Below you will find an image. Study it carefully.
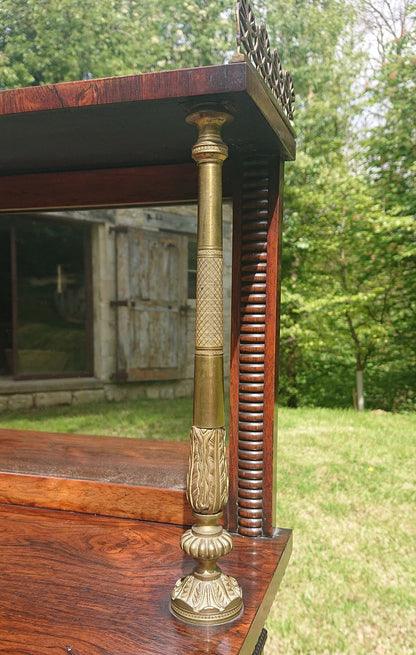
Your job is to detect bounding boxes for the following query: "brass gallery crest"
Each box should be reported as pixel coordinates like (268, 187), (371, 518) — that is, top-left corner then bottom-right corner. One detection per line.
(234, 0), (295, 121)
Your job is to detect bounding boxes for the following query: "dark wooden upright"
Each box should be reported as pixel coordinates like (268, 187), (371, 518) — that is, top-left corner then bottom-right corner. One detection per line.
(0, 61), (295, 653)
(229, 157), (285, 537)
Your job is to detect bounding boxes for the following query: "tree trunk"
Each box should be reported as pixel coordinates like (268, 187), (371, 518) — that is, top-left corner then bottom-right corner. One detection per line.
(287, 333), (298, 408)
(356, 369), (365, 411)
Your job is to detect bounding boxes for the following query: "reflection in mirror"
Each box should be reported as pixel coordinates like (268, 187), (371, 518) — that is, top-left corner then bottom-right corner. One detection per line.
(0, 204), (232, 429)
(15, 217), (90, 377)
(0, 220), (12, 377)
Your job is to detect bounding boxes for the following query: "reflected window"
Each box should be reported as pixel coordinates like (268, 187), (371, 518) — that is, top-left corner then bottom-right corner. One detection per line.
(1, 217), (92, 378)
(0, 221), (12, 375)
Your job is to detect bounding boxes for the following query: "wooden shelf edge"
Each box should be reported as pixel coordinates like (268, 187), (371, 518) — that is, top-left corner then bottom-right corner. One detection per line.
(240, 529), (293, 655)
(0, 428), (193, 523)
(0, 471), (193, 525)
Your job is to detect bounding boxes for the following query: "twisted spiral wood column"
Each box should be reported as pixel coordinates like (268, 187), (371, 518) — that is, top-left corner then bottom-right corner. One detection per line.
(238, 160), (269, 537)
(229, 157), (283, 537)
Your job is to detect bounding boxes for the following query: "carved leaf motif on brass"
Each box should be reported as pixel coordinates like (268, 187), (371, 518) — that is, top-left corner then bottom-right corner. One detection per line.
(187, 426), (229, 515)
(171, 573), (243, 614)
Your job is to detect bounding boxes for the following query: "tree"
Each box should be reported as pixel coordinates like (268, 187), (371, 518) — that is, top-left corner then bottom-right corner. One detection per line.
(358, 2), (416, 408)
(0, 0), (414, 409)
(295, 166), (415, 410)
(265, 0), (415, 410)
(363, 19), (416, 216)
(261, 0), (366, 407)
(0, 0), (135, 87)
(0, 0), (234, 89)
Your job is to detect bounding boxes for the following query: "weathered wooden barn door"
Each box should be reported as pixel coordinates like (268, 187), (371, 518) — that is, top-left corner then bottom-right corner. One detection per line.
(112, 226), (188, 381)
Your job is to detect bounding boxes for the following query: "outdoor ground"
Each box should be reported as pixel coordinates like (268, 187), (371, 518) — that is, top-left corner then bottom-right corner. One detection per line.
(0, 401), (414, 654)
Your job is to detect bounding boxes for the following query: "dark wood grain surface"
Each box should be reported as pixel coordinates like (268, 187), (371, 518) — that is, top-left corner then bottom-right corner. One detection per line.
(0, 162), (236, 213)
(229, 157), (284, 538)
(0, 503), (292, 654)
(0, 428), (193, 524)
(0, 63), (295, 179)
(0, 164), (198, 212)
(262, 159), (284, 536)
(0, 64), (248, 115)
(0, 428), (188, 486)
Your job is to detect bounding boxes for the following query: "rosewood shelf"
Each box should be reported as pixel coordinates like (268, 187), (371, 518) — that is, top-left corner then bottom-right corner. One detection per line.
(0, 428), (192, 525)
(0, 502), (292, 655)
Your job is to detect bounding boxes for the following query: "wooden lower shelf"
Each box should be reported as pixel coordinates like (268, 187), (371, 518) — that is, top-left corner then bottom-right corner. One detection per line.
(0, 503), (292, 655)
(0, 428), (292, 653)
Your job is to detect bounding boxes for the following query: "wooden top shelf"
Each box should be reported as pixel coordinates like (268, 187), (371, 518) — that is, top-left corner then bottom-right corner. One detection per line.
(0, 62), (295, 179)
(0, 502), (292, 655)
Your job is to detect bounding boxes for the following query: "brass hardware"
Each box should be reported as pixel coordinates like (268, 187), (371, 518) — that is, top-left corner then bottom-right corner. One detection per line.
(170, 107), (243, 625)
(110, 299), (135, 308)
(186, 427), (228, 515)
(232, 0), (295, 121)
(193, 355), (224, 428)
(109, 225), (128, 234)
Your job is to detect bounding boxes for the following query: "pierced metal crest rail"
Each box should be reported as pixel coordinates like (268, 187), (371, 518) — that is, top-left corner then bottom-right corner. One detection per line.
(233, 0), (295, 121)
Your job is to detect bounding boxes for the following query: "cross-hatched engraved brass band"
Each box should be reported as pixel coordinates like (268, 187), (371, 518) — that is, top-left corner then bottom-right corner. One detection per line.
(170, 106), (243, 625)
(195, 255), (223, 353)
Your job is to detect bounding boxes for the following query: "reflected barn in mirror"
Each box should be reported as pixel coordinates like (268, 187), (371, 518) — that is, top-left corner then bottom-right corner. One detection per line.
(0, 204), (232, 413)
(0, 201), (234, 528)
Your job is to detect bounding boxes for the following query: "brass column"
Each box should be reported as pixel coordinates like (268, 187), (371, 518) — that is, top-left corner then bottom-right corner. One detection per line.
(170, 107), (243, 625)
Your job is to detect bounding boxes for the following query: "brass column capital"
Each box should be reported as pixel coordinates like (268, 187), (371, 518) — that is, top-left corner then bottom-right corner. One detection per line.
(186, 107), (232, 165)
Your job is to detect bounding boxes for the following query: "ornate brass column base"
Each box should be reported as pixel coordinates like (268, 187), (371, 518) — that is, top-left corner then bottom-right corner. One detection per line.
(171, 515), (243, 624)
(170, 569), (243, 625)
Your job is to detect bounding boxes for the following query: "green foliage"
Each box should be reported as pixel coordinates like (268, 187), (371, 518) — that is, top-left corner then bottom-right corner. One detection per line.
(363, 25), (416, 215)
(0, 0), (414, 410)
(279, 159), (416, 410)
(0, 0), (132, 86)
(141, 0), (233, 70)
(0, 0), (233, 88)
(270, 0), (415, 410)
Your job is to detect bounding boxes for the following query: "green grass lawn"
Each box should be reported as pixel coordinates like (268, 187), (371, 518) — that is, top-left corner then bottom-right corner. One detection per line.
(0, 402), (414, 654)
(0, 397), (195, 440)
